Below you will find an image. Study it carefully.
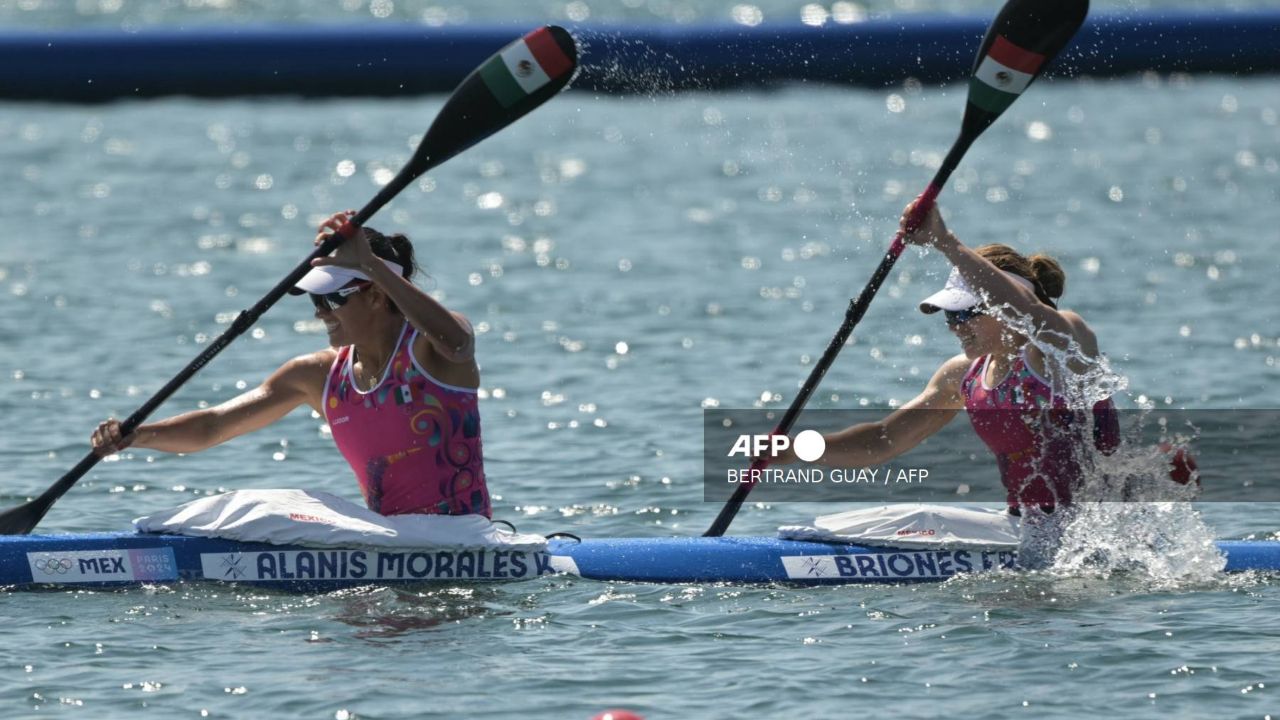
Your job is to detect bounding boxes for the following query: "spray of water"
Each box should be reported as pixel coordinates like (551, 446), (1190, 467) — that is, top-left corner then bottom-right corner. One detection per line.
(568, 31), (685, 98)
(972, 293), (1224, 585)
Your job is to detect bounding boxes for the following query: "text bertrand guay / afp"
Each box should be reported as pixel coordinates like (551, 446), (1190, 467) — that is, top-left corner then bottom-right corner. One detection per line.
(725, 467), (931, 484)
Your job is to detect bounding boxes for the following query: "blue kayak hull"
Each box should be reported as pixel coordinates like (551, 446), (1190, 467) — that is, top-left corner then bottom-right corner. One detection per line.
(1, 533), (1276, 590)
(553, 536), (1020, 584)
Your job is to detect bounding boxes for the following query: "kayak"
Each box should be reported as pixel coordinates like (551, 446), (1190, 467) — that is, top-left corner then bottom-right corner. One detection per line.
(5, 532), (1278, 590)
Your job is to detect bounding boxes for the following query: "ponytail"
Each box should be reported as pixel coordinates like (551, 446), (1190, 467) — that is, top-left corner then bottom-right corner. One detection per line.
(1029, 254), (1065, 308)
(363, 226), (420, 314)
(975, 243), (1065, 308)
(364, 227), (418, 281)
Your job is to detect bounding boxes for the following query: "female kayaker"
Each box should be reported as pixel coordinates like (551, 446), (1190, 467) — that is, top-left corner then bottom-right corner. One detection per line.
(783, 199), (1119, 562)
(90, 210), (491, 518)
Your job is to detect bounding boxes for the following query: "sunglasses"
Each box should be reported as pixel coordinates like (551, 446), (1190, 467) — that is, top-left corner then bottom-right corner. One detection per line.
(944, 307), (984, 326)
(310, 282), (369, 312)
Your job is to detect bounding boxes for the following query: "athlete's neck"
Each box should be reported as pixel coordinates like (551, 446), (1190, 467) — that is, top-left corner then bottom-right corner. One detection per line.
(351, 314), (405, 385)
(986, 343), (1027, 381)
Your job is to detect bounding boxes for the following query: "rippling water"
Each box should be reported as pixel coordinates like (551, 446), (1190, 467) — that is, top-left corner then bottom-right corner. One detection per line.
(3, 0), (1279, 28)
(2, 1), (1280, 717)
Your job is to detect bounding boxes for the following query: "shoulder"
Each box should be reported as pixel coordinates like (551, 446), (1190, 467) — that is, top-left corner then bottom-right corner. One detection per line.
(935, 353), (976, 383)
(1058, 309), (1101, 356)
(449, 310), (473, 331)
(409, 323), (481, 389)
(286, 348), (338, 371)
(919, 353), (974, 408)
(1059, 309), (1089, 331)
(409, 312), (475, 357)
(266, 350), (337, 390)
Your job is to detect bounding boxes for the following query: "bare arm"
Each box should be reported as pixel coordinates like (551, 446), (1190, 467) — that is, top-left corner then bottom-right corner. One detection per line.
(91, 352), (330, 456)
(314, 211), (475, 364)
(934, 236), (1076, 342)
(364, 259), (476, 365)
(904, 201), (1077, 349)
(813, 354), (970, 467)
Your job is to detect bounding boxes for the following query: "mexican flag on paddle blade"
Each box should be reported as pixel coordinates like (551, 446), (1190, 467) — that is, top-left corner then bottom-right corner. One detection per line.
(967, 35), (1048, 115)
(479, 27), (575, 109)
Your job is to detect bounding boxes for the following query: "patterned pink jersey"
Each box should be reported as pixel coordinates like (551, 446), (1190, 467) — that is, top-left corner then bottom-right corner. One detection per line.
(323, 322), (490, 517)
(962, 347), (1119, 508)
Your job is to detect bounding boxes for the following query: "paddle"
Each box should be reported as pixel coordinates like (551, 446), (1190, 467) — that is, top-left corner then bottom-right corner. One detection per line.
(0, 26), (579, 535)
(703, 0), (1089, 537)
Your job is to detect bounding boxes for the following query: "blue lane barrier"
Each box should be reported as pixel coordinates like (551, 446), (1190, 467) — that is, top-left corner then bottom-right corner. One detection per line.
(6, 11), (1278, 102)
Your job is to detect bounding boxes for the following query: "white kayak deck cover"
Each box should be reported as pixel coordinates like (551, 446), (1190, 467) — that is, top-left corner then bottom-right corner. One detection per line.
(778, 504), (1020, 550)
(134, 489), (546, 551)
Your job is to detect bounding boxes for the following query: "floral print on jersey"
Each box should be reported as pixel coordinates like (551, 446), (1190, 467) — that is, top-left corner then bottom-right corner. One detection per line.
(962, 348), (1117, 508)
(324, 322), (490, 517)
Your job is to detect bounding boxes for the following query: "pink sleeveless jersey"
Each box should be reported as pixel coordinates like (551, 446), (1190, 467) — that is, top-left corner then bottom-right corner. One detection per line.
(323, 322), (491, 517)
(962, 347), (1120, 508)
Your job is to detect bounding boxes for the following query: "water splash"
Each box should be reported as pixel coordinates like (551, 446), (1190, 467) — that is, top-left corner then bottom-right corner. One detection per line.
(1039, 503), (1223, 590)
(973, 294), (1223, 584)
(980, 298), (1127, 407)
(570, 31), (683, 98)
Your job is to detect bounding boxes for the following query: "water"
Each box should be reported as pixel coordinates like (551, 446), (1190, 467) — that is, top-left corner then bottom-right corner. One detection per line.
(3, 1), (1280, 717)
(3, 0), (1280, 28)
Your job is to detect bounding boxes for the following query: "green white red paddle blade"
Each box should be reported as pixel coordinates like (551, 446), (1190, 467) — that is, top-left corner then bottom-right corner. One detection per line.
(962, 0), (1089, 133)
(402, 26), (579, 186)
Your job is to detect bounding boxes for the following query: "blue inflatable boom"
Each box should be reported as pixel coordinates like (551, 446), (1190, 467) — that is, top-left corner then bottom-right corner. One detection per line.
(5, 11), (1278, 101)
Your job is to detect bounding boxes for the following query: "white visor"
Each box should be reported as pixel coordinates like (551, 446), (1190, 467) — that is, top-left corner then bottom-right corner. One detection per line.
(918, 267), (1036, 314)
(290, 258), (405, 295)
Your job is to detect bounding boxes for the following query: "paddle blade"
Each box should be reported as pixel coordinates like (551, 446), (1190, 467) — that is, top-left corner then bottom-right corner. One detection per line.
(403, 26), (578, 190)
(962, 0), (1088, 135)
(0, 500), (47, 535)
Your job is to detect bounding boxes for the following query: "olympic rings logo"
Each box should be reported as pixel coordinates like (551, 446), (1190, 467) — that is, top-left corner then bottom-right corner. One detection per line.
(33, 558), (74, 575)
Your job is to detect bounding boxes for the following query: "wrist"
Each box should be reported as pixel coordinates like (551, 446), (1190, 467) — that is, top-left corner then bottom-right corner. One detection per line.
(359, 256), (390, 278)
(131, 426), (153, 449)
(934, 231), (962, 253)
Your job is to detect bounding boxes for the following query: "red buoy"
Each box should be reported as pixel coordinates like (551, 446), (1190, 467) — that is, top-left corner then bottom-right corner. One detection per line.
(591, 711), (645, 720)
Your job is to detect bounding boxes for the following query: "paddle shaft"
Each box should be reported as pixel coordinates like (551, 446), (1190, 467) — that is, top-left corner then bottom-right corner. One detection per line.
(703, 135), (974, 537)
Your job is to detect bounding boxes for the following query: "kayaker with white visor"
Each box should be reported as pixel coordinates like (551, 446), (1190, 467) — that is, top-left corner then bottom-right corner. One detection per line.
(779, 199), (1121, 564)
(90, 210), (491, 518)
